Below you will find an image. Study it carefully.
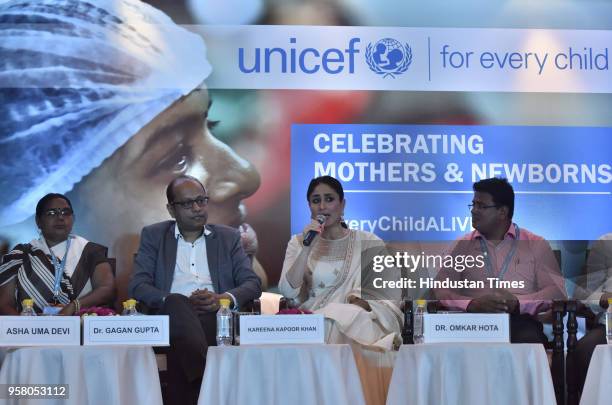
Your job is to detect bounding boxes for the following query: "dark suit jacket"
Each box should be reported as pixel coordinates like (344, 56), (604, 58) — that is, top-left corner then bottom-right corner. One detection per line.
(128, 220), (261, 309)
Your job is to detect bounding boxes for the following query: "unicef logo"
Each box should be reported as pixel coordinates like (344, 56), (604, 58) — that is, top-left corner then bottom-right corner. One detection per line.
(365, 38), (413, 78)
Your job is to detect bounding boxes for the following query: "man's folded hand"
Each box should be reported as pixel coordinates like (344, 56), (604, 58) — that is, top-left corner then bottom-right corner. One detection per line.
(467, 294), (510, 313)
(189, 289), (221, 314)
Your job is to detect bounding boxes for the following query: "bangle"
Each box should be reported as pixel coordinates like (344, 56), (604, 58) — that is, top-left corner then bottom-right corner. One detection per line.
(73, 299), (80, 314)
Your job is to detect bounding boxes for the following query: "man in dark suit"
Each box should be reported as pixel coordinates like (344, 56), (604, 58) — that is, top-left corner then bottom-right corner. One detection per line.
(129, 175), (261, 405)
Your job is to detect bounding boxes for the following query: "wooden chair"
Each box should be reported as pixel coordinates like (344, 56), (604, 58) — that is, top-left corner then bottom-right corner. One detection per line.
(550, 300), (567, 405)
(564, 300), (580, 405)
(564, 298), (604, 405)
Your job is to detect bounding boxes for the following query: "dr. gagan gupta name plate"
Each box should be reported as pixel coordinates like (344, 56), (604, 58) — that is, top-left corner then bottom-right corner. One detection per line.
(0, 316), (80, 346)
(423, 313), (510, 343)
(83, 315), (169, 346)
(240, 314), (324, 345)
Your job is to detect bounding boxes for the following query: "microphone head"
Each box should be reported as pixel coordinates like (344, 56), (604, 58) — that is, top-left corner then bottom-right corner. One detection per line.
(315, 214), (326, 224)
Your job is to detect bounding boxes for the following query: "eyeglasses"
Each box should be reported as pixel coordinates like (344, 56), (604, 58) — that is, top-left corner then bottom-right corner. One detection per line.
(468, 203), (498, 211)
(171, 197), (210, 209)
(44, 208), (74, 218)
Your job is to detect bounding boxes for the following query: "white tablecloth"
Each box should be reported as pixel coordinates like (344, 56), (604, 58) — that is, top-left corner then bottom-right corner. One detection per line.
(580, 344), (612, 405)
(199, 344), (366, 405)
(0, 346), (163, 405)
(386, 343), (556, 405)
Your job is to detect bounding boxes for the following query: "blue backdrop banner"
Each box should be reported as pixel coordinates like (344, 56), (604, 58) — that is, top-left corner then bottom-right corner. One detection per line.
(291, 124), (612, 241)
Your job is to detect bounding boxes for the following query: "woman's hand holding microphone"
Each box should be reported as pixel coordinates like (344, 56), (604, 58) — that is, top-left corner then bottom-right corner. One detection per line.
(302, 214), (326, 247)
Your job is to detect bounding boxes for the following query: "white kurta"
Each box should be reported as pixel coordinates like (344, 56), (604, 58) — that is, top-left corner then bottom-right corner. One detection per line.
(279, 229), (402, 350)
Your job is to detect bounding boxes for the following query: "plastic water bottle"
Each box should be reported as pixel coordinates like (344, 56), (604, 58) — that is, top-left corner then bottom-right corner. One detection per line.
(122, 299), (140, 316)
(216, 298), (233, 346)
(20, 299), (37, 316)
(414, 299), (426, 344)
(606, 298), (612, 344)
(121, 301), (128, 315)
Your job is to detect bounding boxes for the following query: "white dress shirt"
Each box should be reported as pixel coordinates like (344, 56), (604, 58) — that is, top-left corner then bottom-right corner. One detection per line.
(169, 225), (238, 307)
(170, 225), (214, 297)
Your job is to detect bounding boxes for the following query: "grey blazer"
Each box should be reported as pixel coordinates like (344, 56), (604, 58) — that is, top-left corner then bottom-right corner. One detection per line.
(128, 220), (261, 309)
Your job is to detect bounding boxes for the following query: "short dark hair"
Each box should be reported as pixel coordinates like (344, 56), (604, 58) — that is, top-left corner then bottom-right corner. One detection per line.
(473, 177), (514, 219)
(166, 175), (206, 203)
(306, 176), (344, 201)
(35, 193), (73, 219)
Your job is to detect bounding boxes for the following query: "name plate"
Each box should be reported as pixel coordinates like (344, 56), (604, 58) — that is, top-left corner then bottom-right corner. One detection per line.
(0, 316), (80, 346)
(83, 315), (169, 346)
(239, 314), (324, 345)
(423, 313), (510, 343)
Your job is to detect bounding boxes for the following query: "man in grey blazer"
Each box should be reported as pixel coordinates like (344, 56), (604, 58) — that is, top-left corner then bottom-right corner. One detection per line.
(129, 175), (261, 405)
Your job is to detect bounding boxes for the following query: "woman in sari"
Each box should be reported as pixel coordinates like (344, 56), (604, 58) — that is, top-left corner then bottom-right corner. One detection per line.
(279, 176), (402, 349)
(0, 194), (114, 315)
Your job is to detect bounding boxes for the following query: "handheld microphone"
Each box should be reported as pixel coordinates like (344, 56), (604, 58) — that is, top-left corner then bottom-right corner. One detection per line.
(303, 214), (326, 246)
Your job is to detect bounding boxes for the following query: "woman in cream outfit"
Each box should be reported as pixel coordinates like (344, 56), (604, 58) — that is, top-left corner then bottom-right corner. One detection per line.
(280, 175), (402, 405)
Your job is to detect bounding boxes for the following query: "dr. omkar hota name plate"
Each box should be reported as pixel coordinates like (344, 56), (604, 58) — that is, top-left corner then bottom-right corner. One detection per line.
(423, 313), (509, 343)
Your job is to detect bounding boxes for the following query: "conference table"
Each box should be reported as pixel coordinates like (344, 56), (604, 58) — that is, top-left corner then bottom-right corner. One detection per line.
(0, 346), (163, 405)
(386, 343), (556, 405)
(199, 344), (366, 405)
(580, 344), (612, 405)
